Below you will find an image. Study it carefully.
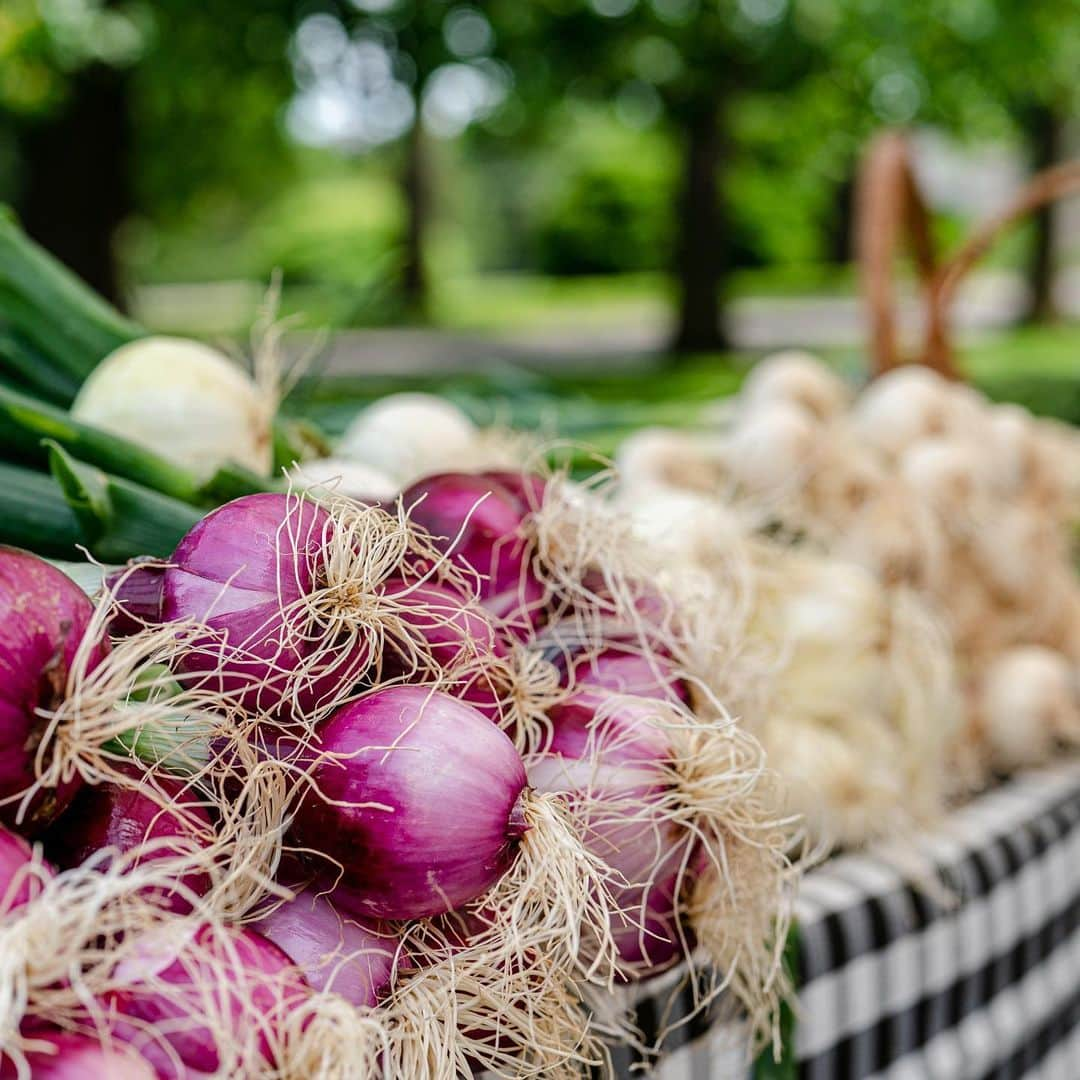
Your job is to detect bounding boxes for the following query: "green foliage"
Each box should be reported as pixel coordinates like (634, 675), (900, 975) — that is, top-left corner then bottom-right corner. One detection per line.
(0, 0), (146, 117)
(527, 109), (677, 274)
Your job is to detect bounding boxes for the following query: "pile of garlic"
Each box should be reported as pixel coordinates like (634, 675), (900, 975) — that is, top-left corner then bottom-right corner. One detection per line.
(616, 351), (1079, 839)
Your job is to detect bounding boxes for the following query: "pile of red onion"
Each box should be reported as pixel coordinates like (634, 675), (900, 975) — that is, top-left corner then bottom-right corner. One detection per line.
(0, 464), (796, 1075)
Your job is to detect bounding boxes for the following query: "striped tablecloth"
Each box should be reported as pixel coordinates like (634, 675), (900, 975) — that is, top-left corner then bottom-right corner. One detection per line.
(622, 759), (1080, 1079)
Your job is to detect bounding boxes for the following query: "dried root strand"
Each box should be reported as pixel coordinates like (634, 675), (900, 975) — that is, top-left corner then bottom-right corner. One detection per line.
(471, 789), (622, 991)
(380, 921), (607, 1079)
(672, 721), (805, 1057)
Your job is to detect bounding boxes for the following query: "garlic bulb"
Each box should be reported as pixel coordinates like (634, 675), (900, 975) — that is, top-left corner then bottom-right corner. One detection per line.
(72, 336), (273, 479)
(851, 365), (952, 458)
(740, 350), (851, 422)
(975, 646), (1078, 770)
(722, 400), (821, 498)
(614, 427), (726, 495)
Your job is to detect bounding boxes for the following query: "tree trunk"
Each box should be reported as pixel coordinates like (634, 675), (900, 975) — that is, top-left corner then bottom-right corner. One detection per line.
(402, 120), (429, 317)
(671, 103), (728, 354)
(1024, 104), (1062, 323)
(826, 171), (856, 264)
(19, 63), (131, 306)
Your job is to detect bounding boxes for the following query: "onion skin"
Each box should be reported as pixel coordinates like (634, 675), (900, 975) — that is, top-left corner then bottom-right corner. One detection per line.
(106, 924), (308, 1078)
(400, 473), (546, 635)
(162, 494), (369, 715)
(0, 1032), (156, 1080)
(253, 886), (401, 1007)
(291, 686), (530, 920)
(0, 821), (53, 914)
(569, 649), (688, 707)
(529, 691), (692, 976)
(44, 766), (212, 915)
(380, 578), (506, 675)
(380, 578), (512, 721)
(105, 559), (166, 636)
(0, 547), (107, 832)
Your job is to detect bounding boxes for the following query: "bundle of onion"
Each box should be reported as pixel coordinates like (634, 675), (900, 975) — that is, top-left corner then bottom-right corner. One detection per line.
(155, 491), (469, 721)
(525, 678), (799, 1052)
(286, 686), (617, 982)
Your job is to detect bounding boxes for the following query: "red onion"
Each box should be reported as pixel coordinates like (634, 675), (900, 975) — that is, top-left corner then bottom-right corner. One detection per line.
(569, 648), (688, 706)
(292, 686), (529, 920)
(0, 1031), (155, 1080)
(380, 577), (506, 676)
(253, 886), (402, 1008)
(105, 559), (166, 636)
(377, 578), (522, 725)
(44, 766), (213, 914)
(401, 473), (546, 637)
(528, 691), (696, 977)
(105, 923), (309, 1078)
(0, 547), (108, 832)
(161, 493), (372, 717)
(0, 821), (53, 914)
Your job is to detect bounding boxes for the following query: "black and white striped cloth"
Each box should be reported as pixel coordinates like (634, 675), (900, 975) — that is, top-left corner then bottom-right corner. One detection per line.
(617, 760), (1080, 1079)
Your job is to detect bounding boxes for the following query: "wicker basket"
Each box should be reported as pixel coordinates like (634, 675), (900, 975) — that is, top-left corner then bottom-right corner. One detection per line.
(855, 130), (1080, 379)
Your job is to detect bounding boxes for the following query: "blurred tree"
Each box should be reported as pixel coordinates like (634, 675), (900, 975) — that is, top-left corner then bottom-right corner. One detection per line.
(486, 0), (821, 352)
(0, 0), (147, 301)
(289, 2), (515, 316)
(0, 0), (301, 304)
(810, 0), (1080, 320)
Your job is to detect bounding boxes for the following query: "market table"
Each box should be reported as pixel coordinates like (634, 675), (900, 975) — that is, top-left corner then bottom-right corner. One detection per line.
(611, 760), (1080, 1079)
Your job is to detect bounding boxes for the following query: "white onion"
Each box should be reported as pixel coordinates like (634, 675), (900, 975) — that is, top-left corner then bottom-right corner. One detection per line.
(761, 715), (905, 849)
(337, 393), (477, 483)
(622, 487), (748, 565)
(740, 350), (851, 422)
(72, 336), (272, 478)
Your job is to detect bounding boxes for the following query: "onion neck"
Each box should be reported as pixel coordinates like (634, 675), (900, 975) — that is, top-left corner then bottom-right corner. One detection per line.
(506, 789), (532, 840)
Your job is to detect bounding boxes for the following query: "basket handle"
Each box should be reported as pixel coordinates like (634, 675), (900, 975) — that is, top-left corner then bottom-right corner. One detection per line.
(856, 130), (1080, 379)
(855, 131), (946, 377)
(922, 159), (1080, 372)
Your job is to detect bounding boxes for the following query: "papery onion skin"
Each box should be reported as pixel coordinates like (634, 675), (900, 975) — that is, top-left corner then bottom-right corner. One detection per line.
(569, 648), (688, 707)
(105, 559), (166, 636)
(291, 686), (530, 920)
(529, 691), (692, 976)
(44, 766), (212, 914)
(400, 473), (546, 635)
(254, 886), (402, 1008)
(380, 578), (506, 676)
(0, 821), (53, 914)
(380, 578), (513, 721)
(162, 494), (369, 716)
(0, 547), (108, 832)
(0, 1031), (156, 1080)
(105, 924), (309, 1078)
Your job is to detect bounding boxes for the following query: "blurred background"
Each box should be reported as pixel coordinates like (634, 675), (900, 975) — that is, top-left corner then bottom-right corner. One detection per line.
(1, 0), (1078, 436)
